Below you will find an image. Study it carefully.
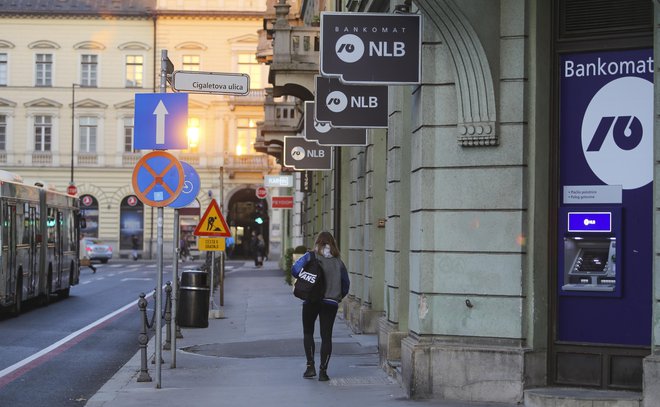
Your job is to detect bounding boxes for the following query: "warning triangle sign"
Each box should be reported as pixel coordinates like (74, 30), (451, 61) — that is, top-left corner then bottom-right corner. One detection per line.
(194, 199), (232, 237)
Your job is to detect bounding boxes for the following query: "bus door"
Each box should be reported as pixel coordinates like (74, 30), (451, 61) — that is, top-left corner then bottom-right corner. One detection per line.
(25, 205), (38, 297)
(46, 208), (62, 288)
(55, 210), (64, 289)
(1, 204), (17, 305)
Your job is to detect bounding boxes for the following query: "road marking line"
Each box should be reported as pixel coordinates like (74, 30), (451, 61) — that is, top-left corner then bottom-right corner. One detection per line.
(0, 292), (154, 384)
(121, 278), (153, 282)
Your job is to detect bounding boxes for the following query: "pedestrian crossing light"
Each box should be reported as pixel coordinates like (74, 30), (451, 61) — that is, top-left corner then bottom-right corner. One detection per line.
(254, 201), (266, 225)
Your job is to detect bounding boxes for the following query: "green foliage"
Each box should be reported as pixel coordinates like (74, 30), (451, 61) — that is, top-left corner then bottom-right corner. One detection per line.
(285, 246), (308, 286)
(284, 247), (294, 286)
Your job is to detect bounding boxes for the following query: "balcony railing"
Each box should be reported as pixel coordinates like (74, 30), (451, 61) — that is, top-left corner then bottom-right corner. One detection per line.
(272, 25), (320, 66)
(77, 152), (98, 165)
(179, 152), (200, 166)
(122, 152), (142, 166)
(32, 151), (52, 165)
(224, 154), (270, 176)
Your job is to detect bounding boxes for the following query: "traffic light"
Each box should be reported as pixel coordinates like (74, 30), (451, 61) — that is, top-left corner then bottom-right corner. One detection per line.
(254, 201), (266, 225)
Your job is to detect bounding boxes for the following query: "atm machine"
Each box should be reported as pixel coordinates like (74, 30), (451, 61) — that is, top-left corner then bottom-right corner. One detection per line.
(559, 207), (622, 297)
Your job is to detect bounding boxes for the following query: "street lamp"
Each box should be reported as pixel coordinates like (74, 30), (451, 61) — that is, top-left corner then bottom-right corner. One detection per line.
(70, 83), (80, 188)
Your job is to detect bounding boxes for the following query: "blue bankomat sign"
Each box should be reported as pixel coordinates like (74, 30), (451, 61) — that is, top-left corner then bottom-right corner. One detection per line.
(558, 49), (653, 346)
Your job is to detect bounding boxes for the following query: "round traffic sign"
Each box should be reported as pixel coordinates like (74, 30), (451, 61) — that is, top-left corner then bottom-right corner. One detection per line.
(169, 161), (201, 209)
(67, 184), (77, 195)
(131, 151), (185, 207)
(256, 186), (268, 199)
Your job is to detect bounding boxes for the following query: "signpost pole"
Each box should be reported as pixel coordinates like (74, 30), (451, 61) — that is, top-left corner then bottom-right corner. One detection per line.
(154, 49), (170, 389)
(171, 208), (179, 368)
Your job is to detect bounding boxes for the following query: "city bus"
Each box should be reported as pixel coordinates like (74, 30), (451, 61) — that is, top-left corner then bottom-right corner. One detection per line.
(0, 171), (80, 315)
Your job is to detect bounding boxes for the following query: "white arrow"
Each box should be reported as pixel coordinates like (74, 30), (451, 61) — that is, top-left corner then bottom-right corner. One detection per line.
(153, 100), (169, 145)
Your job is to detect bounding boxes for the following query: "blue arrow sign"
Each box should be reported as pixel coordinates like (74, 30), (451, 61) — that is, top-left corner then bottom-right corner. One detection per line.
(134, 93), (189, 150)
(169, 161), (201, 209)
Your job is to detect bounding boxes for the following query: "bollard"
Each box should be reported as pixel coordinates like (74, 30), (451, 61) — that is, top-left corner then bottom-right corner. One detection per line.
(137, 293), (152, 382)
(163, 282), (172, 351)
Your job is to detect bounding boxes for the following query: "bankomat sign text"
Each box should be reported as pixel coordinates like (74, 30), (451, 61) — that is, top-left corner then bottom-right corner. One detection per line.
(320, 12), (421, 84)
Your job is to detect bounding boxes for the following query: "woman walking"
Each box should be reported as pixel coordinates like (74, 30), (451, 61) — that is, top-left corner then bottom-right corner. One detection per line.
(291, 231), (350, 381)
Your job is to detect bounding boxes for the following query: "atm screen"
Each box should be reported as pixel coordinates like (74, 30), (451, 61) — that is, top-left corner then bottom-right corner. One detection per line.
(576, 248), (609, 273)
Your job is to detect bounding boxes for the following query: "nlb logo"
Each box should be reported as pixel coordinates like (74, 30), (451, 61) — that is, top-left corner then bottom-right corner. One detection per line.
(298, 271), (316, 284)
(583, 218), (596, 226)
(335, 34), (406, 64)
(326, 91), (348, 113)
(314, 120), (332, 134)
(291, 146), (306, 161)
(291, 146), (326, 161)
(326, 90), (379, 113)
(581, 76), (652, 190)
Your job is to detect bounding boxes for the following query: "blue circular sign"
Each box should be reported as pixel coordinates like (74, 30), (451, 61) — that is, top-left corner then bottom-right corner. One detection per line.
(169, 161), (201, 209)
(131, 151), (184, 207)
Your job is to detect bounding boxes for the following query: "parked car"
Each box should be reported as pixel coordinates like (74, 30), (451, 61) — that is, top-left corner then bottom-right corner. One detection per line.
(82, 238), (113, 263)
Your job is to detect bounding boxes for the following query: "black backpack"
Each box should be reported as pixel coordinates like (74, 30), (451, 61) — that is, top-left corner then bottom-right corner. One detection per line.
(293, 252), (325, 301)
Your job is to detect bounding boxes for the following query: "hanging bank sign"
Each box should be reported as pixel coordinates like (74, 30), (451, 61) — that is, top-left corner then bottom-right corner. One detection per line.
(320, 12), (422, 84)
(315, 76), (388, 128)
(304, 102), (367, 146)
(283, 136), (333, 171)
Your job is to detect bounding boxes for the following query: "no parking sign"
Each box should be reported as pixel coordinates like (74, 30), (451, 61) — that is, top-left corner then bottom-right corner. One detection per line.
(131, 151), (185, 207)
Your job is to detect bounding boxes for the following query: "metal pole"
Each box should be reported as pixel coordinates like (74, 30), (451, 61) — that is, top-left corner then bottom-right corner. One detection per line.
(171, 208), (179, 368)
(155, 206), (163, 388)
(154, 48), (168, 389)
(209, 251), (215, 311)
(219, 166), (225, 309)
(71, 84), (75, 184)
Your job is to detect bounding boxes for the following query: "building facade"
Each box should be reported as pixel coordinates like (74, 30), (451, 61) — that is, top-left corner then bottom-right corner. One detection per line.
(259, 0), (660, 405)
(0, 0), (281, 259)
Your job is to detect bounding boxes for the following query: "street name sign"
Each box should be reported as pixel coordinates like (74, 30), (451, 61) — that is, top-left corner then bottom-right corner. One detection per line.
(315, 76), (388, 128)
(320, 12), (422, 84)
(172, 71), (250, 95)
(304, 102), (367, 146)
(134, 93), (189, 150)
(284, 136), (333, 171)
(132, 151), (185, 207)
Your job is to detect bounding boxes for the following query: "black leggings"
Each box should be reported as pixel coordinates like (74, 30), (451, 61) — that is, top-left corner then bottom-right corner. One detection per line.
(302, 301), (338, 369)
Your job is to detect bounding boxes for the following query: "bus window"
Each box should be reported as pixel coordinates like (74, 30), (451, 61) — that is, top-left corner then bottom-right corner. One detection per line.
(17, 204), (27, 244)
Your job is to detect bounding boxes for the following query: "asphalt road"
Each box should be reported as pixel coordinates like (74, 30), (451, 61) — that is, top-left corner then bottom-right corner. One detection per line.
(0, 257), (216, 407)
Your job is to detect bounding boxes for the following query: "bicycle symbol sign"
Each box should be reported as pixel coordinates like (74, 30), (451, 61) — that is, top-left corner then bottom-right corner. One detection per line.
(131, 151), (185, 207)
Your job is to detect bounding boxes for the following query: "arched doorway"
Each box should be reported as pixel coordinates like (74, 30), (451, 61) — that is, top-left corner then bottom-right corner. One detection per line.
(227, 188), (268, 258)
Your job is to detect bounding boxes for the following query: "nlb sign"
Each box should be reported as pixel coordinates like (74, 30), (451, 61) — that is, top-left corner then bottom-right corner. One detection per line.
(315, 76), (388, 128)
(304, 102), (367, 146)
(320, 12), (421, 84)
(283, 136), (333, 171)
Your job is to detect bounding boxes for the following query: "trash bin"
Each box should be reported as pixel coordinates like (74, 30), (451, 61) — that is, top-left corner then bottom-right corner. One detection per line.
(177, 270), (210, 328)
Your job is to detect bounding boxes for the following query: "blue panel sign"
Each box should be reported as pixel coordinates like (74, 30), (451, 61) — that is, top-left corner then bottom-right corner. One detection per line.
(567, 212), (611, 233)
(134, 93), (189, 150)
(558, 48), (653, 346)
(169, 161), (201, 209)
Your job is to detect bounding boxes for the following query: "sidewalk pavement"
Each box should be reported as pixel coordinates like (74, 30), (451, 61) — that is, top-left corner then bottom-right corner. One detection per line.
(86, 259), (516, 407)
